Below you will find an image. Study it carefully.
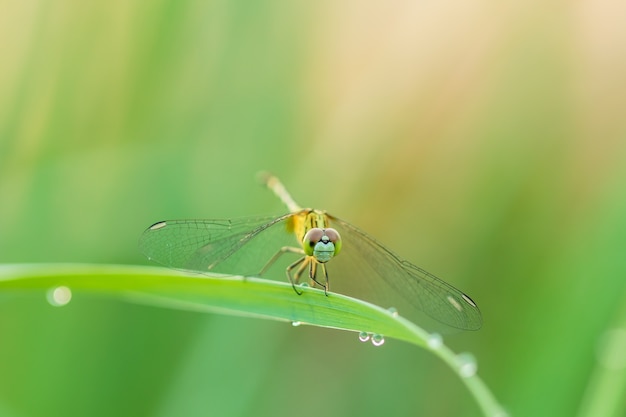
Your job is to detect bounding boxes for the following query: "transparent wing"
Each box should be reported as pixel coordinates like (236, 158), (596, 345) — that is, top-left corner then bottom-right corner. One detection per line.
(138, 214), (299, 276)
(327, 214), (482, 331)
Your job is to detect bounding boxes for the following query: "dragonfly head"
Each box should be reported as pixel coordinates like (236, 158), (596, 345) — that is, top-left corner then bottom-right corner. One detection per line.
(303, 228), (342, 263)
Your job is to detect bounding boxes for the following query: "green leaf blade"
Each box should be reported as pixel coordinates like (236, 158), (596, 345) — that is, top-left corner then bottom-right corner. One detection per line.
(0, 263), (504, 417)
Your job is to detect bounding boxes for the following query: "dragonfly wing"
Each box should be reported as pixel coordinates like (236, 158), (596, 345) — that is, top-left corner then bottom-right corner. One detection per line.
(139, 213), (299, 276)
(328, 215), (482, 331)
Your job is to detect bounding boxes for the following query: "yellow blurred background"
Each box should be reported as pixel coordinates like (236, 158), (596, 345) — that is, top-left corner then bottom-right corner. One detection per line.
(1, 1), (625, 416)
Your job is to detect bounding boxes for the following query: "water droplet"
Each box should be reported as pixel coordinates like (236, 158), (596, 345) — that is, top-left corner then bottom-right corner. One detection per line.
(291, 321), (302, 327)
(387, 307), (398, 317)
(427, 333), (443, 349)
(47, 286), (72, 307)
(456, 352), (477, 377)
(371, 334), (385, 347)
(358, 331), (370, 342)
(299, 282), (310, 288)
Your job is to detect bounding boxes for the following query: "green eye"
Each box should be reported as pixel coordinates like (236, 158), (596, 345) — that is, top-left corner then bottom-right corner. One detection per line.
(303, 228), (324, 256)
(302, 228), (342, 262)
(325, 228), (342, 255)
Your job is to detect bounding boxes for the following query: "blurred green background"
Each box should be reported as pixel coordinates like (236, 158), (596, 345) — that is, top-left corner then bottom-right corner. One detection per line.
(1, 1), (626, 416)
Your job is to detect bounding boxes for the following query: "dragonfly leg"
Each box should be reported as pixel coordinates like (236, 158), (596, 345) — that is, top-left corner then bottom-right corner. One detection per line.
(259, 246), (304, 276)
(287, 257), (307, 295)
(309, 262), (328, 295)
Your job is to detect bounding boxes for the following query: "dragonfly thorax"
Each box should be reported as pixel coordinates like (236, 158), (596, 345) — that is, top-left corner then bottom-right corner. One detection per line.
(303, 227), (342, 263)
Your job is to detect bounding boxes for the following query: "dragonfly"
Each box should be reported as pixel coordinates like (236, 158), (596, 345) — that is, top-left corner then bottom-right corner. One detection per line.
(139, 172), (482, 331)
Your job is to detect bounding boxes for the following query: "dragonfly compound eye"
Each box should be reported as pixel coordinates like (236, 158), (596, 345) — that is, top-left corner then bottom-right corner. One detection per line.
(303, 228), (324, 256)
(324, 228), (342, 256)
